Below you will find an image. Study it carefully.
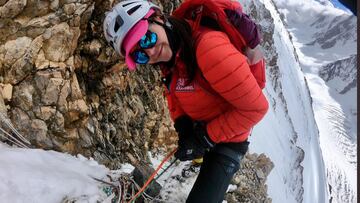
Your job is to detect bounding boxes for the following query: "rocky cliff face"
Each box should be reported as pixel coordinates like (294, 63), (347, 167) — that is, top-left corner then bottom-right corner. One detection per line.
(0, 0), (173, 168)
(0, 0), (274, 201)
(319, 54), (357, 94)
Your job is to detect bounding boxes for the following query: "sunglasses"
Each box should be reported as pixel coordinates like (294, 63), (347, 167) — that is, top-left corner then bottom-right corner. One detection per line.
(131, 30), (158, 64)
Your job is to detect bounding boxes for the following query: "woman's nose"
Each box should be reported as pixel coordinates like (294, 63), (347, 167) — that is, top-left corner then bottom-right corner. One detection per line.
(144, 46), (157, 58)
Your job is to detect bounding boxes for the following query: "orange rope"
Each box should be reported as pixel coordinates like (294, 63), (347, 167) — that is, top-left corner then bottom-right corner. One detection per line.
(127, 148), (177, 203)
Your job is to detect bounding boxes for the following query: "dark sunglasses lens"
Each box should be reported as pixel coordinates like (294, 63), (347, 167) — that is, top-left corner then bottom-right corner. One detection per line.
(139, 31), (157, 49)
(132, 50), (149, 64)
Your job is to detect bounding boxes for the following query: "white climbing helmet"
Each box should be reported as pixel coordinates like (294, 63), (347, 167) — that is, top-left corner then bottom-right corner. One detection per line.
(103, 0), (160, 57)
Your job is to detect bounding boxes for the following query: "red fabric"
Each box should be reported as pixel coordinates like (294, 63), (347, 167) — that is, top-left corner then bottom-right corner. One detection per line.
(250, 58), (266, 89)
(173, 0), (266, 89)
(164, 30), (268, 143)
(163, 69), (185, 121)
(172, 0), (255, 51)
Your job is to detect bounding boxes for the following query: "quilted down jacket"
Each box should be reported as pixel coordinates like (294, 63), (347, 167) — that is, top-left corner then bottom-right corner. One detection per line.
(164, 28), (269, 143)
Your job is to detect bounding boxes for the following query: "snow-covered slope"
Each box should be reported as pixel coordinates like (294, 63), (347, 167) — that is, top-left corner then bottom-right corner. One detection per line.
(270, 0), (357, 202)
(319, 54), (357, 140)
(0, 143), (110, 202)
(241, 1), (328, 202)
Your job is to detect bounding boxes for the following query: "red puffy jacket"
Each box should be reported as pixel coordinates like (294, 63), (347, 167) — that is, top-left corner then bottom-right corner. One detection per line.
(164, 28), (269, 143)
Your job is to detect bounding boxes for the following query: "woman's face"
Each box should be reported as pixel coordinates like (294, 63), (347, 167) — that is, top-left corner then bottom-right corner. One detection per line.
(132, 17), (173, 64)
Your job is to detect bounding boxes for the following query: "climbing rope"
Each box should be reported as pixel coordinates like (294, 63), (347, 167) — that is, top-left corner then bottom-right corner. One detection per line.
(93, 148), (178, 203)
(0, 112), (32, 148)
(127, 148), (177, 203)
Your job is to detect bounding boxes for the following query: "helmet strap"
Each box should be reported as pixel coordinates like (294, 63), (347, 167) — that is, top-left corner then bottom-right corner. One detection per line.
(146, 15), (173, 30)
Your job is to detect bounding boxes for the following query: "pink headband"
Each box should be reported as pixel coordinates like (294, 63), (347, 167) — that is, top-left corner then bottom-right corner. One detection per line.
(122, 9), (155, 70)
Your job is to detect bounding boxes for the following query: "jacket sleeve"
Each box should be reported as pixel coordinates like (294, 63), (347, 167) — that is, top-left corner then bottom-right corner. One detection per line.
(196, 31), (269, 143)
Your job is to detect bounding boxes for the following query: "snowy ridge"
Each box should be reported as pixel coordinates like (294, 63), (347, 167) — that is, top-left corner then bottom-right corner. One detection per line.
(271, 0), (357, 202)
(242, 0), (328, 202)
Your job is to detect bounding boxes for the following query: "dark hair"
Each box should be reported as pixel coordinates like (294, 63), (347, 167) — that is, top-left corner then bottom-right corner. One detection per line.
(166, 16), (198, 82)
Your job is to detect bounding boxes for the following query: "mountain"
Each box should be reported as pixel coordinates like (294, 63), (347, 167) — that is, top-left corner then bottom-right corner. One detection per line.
(256, 0), (357, 202)
(0, 0), (356, 202)
(241, 1), (327, 202)
(307, 15), (356, 49)
(319, 55), (357, 96)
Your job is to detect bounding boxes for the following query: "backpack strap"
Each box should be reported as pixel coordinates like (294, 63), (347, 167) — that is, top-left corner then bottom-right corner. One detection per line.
(191, 5), (204, 32)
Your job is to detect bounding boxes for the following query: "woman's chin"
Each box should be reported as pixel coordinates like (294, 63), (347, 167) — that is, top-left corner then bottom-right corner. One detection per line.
(162, 47), (173, 62)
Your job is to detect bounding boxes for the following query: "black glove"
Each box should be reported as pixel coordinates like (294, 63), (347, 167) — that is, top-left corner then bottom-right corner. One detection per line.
(174, 115), (193, 138)
(175, 134), (206, 161)
(174, 115), (199, 161)
(175, 120), (216, 161)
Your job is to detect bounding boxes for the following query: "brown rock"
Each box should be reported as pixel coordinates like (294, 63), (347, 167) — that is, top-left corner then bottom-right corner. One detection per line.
(54, 111), (65, 129)
(3, 36), (43, 84)
(63, 3), (76, 15)
(70, 73), (82, 99)
(34, 106), (56, 121)
(25, 18), (48, 38)
(65, 128), (79, 139)
(66, 99), (89, 122)
(79, 127), (93, 148)
(58, 140), (76, 152)
(0, 92), (6, 115)
(74, 3), (88, 16)
(7, 54), (33, 84)
(69, 15), (81, 27)
(0, 0), (27, 18)
(9, 108), (27, 135)
(42, 23), (80, 62)
(12, 82), (35, 111)
(65, 56), (74, 68)
(1, 83), (13, 102)
(57, 80), (71, 112)
(35, 50), (50, 70)
(29, 119), (53, 148)
(42, 78), (64, 105)
(0, 0), (6, 6)
(34, 71), (51, 92)
(50, 0), (59, 11)
(2, 37), (32, 67)
(70, 99), (88, 114)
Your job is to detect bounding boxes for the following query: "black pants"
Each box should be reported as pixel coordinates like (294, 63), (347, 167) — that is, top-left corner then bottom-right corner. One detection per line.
(186, 143), (247, 203)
